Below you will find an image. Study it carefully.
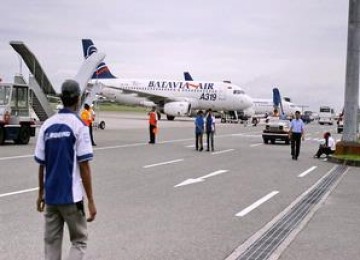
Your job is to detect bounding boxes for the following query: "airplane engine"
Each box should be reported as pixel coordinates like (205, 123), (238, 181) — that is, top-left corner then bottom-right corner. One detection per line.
(164, 102), (191, 118)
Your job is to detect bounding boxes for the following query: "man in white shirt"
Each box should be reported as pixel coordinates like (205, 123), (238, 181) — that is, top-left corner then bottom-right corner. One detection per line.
(35, 79), (97, 260)
(289, 111), (305, 160)
(314, 132), (336, 158)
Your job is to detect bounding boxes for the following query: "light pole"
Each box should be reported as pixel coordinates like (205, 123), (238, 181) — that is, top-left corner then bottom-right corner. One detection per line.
(343, 0), (360, 143)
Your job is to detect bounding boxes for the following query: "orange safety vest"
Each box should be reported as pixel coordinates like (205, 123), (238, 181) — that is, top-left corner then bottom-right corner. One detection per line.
(149, 111), (157, 126)
(81, 109), (92, 126)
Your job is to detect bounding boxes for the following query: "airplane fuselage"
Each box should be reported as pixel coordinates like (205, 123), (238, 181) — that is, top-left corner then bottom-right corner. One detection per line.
(90, 78), (253, 112)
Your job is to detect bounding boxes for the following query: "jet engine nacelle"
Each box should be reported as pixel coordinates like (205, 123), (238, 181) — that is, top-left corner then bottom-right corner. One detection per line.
(164, 102), (191, 117)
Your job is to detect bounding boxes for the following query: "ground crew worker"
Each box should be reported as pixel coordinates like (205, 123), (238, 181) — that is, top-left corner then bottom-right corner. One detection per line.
(34, 79), (97, 260)
(81, 103), (96, 146)
(195, 110), (204, 151)
(148, 107), (158, 144)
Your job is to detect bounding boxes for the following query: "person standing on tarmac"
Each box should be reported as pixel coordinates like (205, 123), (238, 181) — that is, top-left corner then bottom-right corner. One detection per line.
(34, 79), (97, 260)
(205, 109), (215, 151)
(148, 106), (158, 144)
(289, 110), (305, 160)
(81, 103), (96, 146)
(195, 110), (204, 151)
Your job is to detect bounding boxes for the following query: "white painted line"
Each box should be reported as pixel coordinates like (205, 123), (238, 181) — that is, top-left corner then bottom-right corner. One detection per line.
(232, 133), (262, 138)
(143, 158), (184, 169)
(0, 187), (38, 198)
(174, 170), (228, 187)
(0, 154), (33, 161)
(94, 142), (146, 151)
(236, 191), (279, 217)
(298, 166), (317, 178)
(211, 149), (235, 155)
(201, 170), (228, 179)
(250, 143), (262, 148)
(186, 145), (195, 148)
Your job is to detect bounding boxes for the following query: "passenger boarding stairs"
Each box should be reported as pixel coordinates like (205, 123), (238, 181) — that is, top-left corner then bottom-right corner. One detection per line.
(28, 76), (55, 122)
(10, 41), (57, 122)
(10, 41), (105, 122)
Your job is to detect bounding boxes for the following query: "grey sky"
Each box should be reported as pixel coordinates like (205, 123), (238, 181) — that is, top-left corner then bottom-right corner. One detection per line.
(0, 0), (351, 111)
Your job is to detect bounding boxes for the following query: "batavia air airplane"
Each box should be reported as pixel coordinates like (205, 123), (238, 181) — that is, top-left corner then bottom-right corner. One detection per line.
(82, 39), (253, 120)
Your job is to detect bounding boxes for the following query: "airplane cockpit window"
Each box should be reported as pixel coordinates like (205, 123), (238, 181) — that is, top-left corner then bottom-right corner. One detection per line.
(233, 90), (245, 95)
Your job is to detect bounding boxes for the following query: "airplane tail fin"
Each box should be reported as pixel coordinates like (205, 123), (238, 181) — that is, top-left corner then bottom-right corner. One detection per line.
(184, 71), (193, 81)
(82, 39), (116, 79)
(272, 88), (284, 116)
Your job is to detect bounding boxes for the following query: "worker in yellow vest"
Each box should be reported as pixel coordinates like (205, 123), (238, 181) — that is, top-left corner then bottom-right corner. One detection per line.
(148, 107), (158, 144)
(81, 103), (96, 146)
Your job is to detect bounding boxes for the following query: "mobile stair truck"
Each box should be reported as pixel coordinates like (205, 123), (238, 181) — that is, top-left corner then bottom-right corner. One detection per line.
(0, 75), (37, 144)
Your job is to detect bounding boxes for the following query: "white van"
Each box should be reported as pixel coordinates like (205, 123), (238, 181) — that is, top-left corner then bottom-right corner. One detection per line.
(319, 106), (335, 125)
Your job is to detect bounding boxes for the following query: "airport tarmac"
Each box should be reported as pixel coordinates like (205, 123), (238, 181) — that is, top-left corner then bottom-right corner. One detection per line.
(0, 112), (359, 260)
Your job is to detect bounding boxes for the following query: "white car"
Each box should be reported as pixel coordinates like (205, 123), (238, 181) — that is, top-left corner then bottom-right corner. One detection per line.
(262, 118), (291, 144)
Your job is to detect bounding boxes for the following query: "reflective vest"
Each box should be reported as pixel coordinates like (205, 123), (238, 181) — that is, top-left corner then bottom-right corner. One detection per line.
(81, 109), (92, 126)
(149, 111), (157, 126)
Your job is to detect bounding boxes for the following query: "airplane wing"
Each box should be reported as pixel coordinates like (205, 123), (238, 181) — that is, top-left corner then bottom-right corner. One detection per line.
(107, 86), (170, 104)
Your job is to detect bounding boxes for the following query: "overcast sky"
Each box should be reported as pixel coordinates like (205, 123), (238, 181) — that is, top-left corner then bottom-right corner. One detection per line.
(0, 0), (352, 112)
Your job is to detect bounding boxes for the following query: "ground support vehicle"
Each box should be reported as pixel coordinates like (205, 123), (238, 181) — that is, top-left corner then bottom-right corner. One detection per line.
(318, 106), (335, 125)
(262, 118), (291, 144)
(0, 75), (36, 144)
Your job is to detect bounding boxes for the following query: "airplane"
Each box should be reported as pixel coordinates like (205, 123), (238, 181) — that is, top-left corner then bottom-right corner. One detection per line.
(82, 39), (253, 120)
(183, 71), (301, 120)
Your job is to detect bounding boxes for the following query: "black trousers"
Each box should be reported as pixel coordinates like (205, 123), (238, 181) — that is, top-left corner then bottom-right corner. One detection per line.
(195, 133), (203, 150)
(291, 132), (302, 158)
(89, 125), (95, 145)
(316, 146), (334, 158)
(149, 125), (156, 143)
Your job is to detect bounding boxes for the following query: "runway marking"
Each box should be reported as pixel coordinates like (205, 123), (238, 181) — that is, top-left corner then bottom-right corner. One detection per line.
(250, 143), (262, 148)
(211, 149), (235, 155)
(0, 187), (38, 198)
(298, 166), (317, 178)
(231, 133), (262, 138)
(174, 170), (228, 187)
(186, 144), (195, 148)
(94, 142), (146, 150)
(0, 154), (33, 161)
(235, 191), (279, 217)
(143, 158), (184, 169)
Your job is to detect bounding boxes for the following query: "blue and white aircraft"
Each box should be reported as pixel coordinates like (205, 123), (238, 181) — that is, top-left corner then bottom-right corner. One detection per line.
(82, 39), (253, 120)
